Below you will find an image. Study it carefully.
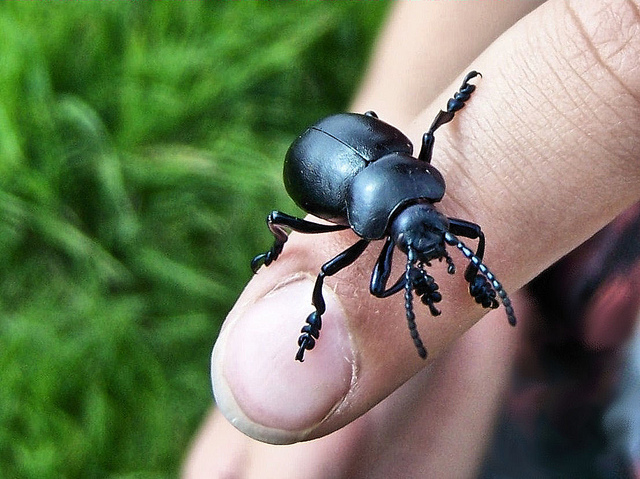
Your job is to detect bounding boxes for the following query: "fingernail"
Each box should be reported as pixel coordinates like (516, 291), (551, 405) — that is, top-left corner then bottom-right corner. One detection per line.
(211, 276), (354, 444)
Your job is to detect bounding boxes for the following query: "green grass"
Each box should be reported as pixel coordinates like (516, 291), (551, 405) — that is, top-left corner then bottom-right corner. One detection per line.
(0, 3), (388, 477)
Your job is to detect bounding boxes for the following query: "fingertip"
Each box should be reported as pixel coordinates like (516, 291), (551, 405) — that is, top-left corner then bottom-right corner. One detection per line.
(211, 275), (355, 444)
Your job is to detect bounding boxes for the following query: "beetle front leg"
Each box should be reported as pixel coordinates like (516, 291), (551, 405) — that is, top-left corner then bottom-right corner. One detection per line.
(296, 239), (369, 361)
(447, 218), (499, 310)
(251, 211), (349, 273)
(370, 237), (406, 298)
(370, 238), (443, 322)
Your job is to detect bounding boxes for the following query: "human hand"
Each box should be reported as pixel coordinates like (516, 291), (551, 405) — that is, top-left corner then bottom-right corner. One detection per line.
(185, 0), (640, 476)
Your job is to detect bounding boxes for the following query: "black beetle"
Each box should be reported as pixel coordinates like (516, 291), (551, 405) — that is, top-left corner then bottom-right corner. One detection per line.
(252, 71), (516, 361)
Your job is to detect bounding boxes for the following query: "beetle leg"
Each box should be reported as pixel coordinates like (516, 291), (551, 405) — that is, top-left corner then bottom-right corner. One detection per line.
(251, 211), (349, 273)
(373, 274), (407, 298)
(447, 70), (482, 113)
(370, 239), (445, 316)
(417, 71), (481, 163)
(371, 238), (438, 300)
(296, 239), (369, 361)
(446, 218), (500, 311)
(411, 266), (443, 317)
(370, 237), (405, 297)
(469, 274), (499, 310)
(444, 232), (516, 326)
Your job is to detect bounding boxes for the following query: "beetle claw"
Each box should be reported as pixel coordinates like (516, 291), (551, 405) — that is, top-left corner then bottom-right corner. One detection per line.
(469, 274), (499, 310)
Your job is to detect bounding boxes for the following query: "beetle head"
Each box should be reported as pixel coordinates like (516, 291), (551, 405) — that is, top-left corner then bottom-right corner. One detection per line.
(390, 203), (449, 263)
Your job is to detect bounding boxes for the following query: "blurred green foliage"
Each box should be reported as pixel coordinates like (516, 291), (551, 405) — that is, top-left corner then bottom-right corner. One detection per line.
(0, 2), (388, 477)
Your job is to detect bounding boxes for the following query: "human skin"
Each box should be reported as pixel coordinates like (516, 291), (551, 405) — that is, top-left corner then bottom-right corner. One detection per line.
(184, 1), (640, 477)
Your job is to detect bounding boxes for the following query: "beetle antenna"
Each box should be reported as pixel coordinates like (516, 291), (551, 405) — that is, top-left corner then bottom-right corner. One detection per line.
(444, 232), (516, 326)
(405, 248), (428, 359)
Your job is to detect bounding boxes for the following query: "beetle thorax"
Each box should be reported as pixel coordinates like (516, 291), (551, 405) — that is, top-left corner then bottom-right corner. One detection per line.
(390, 203), (449, 262)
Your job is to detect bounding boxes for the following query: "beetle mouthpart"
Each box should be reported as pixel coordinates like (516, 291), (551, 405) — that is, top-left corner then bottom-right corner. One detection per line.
(442, 251), (456, 274)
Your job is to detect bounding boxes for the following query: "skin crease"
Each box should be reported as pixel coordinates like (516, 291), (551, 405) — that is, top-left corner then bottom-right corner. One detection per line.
(184, 1), (640, 477)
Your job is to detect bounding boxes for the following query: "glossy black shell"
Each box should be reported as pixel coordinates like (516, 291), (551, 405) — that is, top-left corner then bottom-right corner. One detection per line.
(348, 154), (445, 239)
(284, 113), (412, 224)
(283, 113), (446, 240)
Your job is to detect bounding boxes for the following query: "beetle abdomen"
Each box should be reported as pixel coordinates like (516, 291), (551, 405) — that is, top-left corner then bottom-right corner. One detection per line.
(283, 114), (413, 224)
(284, 128), (365, 224)
(312, 113), (413, 162)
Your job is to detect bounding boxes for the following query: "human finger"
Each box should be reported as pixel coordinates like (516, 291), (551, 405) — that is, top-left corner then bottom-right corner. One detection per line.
(186, 294), (527, 478)
(352, 0), (545, 126)
(212, 0), (640, 445)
